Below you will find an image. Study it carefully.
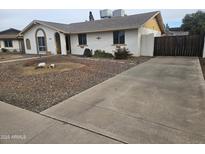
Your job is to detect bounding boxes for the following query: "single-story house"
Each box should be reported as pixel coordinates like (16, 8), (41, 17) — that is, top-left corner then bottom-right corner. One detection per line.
(20, 11), (165, 56)
(0, 28), (24, 52)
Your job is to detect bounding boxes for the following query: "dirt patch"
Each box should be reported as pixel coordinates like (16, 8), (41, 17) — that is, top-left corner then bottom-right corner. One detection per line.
(199, 58), (205, 80)
(0, 55), (151, 113)
(22, 62), (84, 75)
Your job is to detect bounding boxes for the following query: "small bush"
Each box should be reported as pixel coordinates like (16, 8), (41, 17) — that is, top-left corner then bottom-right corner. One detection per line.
(83, 48), (92, 57)
(13, 49), (18, 53)
(1, 48), (8, 53)
(94, 50), (113, 58)
(114, 47), (132, 59)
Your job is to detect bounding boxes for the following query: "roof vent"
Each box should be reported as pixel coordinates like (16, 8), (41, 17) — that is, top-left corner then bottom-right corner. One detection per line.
(89, 11), (95, 21)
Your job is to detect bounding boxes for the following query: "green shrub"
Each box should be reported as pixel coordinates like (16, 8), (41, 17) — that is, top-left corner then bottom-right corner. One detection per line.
(114, 47), (132, 59)
(83, 48), (92, 57)
(1, 48), (8, 53)
(94, 50), (113, 58)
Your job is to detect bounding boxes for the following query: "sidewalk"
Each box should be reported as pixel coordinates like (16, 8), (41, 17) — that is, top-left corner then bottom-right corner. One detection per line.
(0, 101), (120, 144)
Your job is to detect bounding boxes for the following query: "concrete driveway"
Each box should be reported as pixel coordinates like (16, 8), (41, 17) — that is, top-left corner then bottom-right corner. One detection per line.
(41, 57), (205, 143)
(1, 57), (205, 143)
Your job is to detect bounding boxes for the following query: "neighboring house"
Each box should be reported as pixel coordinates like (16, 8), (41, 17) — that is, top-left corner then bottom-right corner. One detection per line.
(20, 11), (165, 56)
(166, 27), (189, 36)
(0, 28), (24, 52)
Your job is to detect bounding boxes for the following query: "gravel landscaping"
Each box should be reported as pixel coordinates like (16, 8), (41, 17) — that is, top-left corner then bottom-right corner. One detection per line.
(199, 58), (205, 80)
(0, 55), (151, 113)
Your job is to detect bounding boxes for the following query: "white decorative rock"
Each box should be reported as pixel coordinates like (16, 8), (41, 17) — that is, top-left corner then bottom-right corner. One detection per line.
(50, 64), (55, 68)
(37, 62), (46, 68)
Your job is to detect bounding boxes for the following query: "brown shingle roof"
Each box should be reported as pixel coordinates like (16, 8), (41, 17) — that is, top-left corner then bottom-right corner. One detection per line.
(21, 11), (164, 34)
(0, 28), (21, 39)
(68, 11), (160, 33)
(34, 20), (70, 32)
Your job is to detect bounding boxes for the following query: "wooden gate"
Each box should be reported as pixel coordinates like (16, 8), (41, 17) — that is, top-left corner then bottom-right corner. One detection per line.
(154, 35), (204, 57)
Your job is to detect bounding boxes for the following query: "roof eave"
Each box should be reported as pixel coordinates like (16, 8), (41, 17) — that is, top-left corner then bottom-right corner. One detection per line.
(68, 27), (139, 35)
(20, 20), (67, 35)
(142, 11), (165, 34)
(0, 37), (21, 40)
(156, 12), (165, 34)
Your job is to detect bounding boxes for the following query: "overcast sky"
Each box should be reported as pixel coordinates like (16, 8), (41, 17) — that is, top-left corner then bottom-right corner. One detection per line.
(0, 9), (204, 31)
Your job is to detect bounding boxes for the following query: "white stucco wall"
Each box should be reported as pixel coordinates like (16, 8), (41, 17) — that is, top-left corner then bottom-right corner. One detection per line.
(140, 34), (155, 56)
(23, 24), (66, 55)
(60, 33), (67, 55)
(70, 29), (140, 56)
(0, 40), (21, 52)
(22, 23), (162, 56)
(70, 27), (162, 57)
(136, 27), (161, 57)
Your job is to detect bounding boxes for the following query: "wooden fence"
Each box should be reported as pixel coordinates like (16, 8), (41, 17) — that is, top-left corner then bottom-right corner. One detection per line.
(154, 35), (204, 57)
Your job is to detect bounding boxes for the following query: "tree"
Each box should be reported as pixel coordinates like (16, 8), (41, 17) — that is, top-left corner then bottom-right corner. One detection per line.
(181, 11), (205, 35)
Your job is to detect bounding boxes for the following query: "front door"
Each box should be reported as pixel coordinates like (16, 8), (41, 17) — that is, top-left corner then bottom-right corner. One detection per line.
(19, 40), (25, 53)
(65, 35), (71, 54)
(55, 32), (61, 54)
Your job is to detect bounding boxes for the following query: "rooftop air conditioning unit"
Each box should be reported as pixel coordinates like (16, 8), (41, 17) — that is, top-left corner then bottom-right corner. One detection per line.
(100, 9), (112, 19)
(113, 9), (125, 17)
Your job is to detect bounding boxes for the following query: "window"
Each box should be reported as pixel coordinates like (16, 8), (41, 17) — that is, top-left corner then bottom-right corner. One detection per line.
(36, 29), (47, 52)
(4, 40), (13, 47)
(78, 34), (87, 45)
(37, 36), (46, 51)
(26, 39), (31, 50)
(113, 31), (125, 44)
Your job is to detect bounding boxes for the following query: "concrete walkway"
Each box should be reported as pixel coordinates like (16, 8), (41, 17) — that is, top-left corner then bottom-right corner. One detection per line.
(1, 57), (205, 143)
(42, 57), (205, 143)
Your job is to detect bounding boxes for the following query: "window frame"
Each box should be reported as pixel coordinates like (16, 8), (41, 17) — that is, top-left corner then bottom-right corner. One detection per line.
(4, 40), (13, 47)
(78, 34), (87, 45)
(37, 36), (46, 51)
(35, 28), (47, 53)
(113, 31), (125, 45)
